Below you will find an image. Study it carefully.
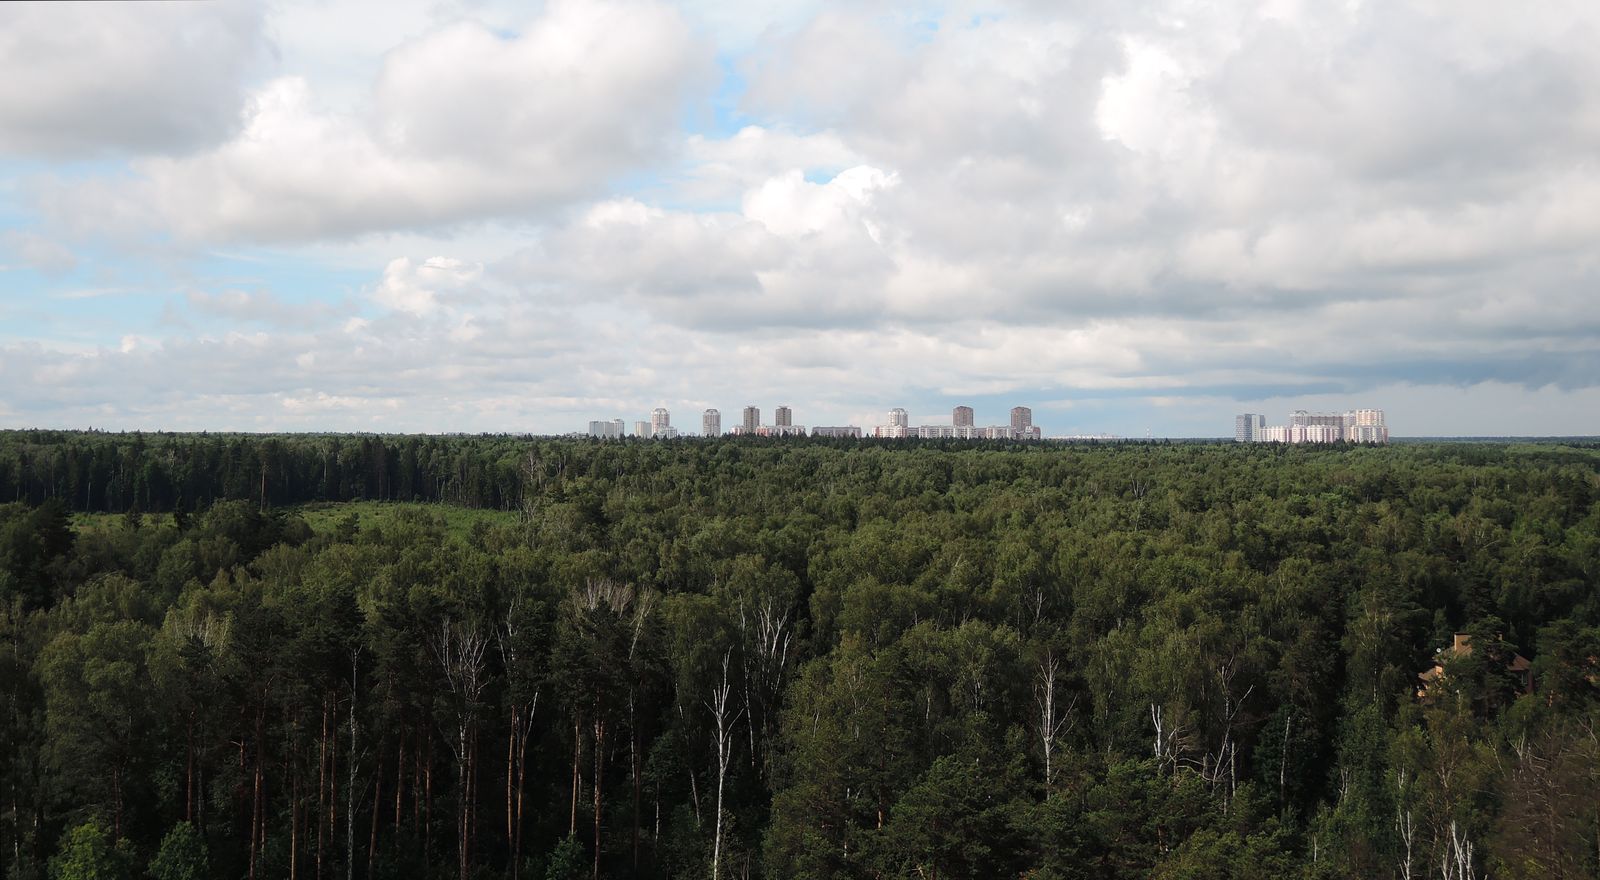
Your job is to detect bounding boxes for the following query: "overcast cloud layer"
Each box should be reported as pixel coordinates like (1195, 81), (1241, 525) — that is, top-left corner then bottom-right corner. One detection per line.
(1, 0), (1597, 437)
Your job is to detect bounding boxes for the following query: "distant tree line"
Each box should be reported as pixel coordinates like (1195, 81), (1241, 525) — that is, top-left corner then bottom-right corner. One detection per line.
(0, 431), (534, 513)
(0, 433), (1598, 879)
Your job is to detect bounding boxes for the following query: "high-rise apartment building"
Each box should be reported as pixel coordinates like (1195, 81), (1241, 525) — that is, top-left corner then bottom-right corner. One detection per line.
(633, 420), (651, 439)
(775, 405), (793, 427)
(1234, 414), (1265, 442)
(587, 419), (625, 439)
(1247, 408), (1388, 444)
(877, 408), (910, 439)
(1010, 406), (1033, 436)
(1289, 410), (1344, 428)
(742, 406), (760, 434)
(651, 408), (671, 436)
(703, 409), (721, 437)
(1347, 409), (1388, 443)
(1351, 409), (1384, 426)
(953, 405), (974, 427)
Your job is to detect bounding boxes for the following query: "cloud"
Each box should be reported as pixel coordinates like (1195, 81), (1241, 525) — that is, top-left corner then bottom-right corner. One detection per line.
(500, 164), (900, 330)
(677, 126), (862, 203)
(1, 231), (76, 275)
(39, 0), (712, 243)
(372, 256), (485, 316)
(4, 0), (1599, 436)
(0, 3), (266, 157)
(184, 288), (352, 328)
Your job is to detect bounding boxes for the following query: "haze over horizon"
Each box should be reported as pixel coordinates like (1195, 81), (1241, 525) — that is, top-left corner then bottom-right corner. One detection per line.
(2, 0), (1598, 438)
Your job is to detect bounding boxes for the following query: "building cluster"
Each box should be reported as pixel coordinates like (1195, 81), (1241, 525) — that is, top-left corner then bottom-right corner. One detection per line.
(1235, 409), (1389, 444)
(587, 403), (1045, 440)
(728, 405), (808, 437)
(873, 405), (1042, 440)
(590, 405), (803, 439)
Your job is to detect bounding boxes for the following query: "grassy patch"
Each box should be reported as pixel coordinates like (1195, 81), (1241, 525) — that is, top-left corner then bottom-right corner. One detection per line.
(73, 502), (521, 543)
(293, 501), (522, 541)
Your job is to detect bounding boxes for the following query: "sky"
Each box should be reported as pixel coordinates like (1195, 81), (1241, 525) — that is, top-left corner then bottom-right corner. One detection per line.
(1, 0), (1598, 438)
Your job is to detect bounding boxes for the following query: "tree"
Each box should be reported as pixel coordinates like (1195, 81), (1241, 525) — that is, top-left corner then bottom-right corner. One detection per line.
(878, 755), (1011, 880)
(38, 622), (155, 839)
(432, 617), (489, 880)
(1032, 644), (1074, 794)
(496, 576), (552, 880)
(147, 823), (208, 880)
(48, 822), (128, 880)
(709, 650), (741, 880)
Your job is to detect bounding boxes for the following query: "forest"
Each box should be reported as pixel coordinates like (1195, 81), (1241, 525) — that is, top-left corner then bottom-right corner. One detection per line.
(1, 429), (1598, 880)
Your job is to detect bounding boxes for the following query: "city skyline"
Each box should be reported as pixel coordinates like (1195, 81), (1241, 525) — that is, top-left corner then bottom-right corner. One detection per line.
(1, 2), (1597, 438)
(593, 401), (1049, 439)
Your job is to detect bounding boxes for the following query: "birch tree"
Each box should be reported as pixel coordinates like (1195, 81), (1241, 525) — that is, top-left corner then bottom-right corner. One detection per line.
(708, 650), (741, 880)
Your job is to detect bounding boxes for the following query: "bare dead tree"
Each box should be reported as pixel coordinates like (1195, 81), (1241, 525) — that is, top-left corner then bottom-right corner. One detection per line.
(1210, 657), (1253, 810)
(738, 589), (792, 781)
(1442, 819), (1477, 880)
(1394, 769), (1416, 880)
(496, 596), (539, 880)
(1150, 704), (1180, 774)
(1034, 649), (1075, 793)
(709, 650), (744, 880)
(432, 619), (489, 880)
(346, 645), (363, 880)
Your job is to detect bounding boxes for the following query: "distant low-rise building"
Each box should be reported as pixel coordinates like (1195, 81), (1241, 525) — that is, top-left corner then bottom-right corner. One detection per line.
(812, 426), (862, 438)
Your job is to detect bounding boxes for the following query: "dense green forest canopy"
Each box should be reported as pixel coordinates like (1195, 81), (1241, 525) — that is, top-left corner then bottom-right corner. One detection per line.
(1, 431), (1598, 879)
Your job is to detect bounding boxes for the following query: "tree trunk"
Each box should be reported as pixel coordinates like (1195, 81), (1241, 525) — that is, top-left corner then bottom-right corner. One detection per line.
(111, 767), (123, 840)
(318, 701), (328, 880)
(185, 714), (195, 823)
(368, 752), (381, 872)
(394, 729), (405, 834)
(593, 718), (606, 880)
(506, 700), (534, 880)
(347, 658), (358, 880)
(330, 710), (338, 880)
(570, 716), (581, 837)
(249, 702), (266, 880)
(515, 728), (529, 880)
(458, 719), (469, 880)
(291, 758), (300, 880)
(711, 651), (737, 880)
(506, 707), (517, 862)
(470, 734), (477, 867)
(424, 735), (433, 860)
(632, 719), (642, 873)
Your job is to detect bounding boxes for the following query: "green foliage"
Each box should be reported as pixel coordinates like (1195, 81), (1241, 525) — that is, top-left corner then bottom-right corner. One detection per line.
(146, 823), (207, 880)
(48, 822), (129, 880)
(0, 433), (1596, 880)
(539, 835), (585, 880)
